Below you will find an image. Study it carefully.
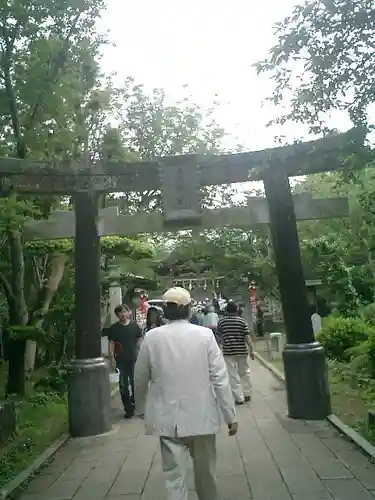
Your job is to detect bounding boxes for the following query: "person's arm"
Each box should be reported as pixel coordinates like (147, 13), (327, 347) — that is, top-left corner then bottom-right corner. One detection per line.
(106, 327), (116, 369)
(243, 322), (255, 359)
(249, 328), (257, 345)
(134, 339), (151, 415)
(207, 333), (237, 435)
(216, 319), (223, 345)
(135, 323), (143, 350)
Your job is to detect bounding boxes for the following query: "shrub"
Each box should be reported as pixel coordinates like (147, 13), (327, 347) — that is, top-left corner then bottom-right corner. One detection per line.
(34, 364), (68, 394)
(360, 302), (375, 327)
(348, 341), (374, 379)
(317, 316), (371, 361)
(367, 330), (375, 378)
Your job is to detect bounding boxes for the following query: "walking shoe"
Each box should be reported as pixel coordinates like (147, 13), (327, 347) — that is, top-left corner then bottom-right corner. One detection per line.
(244, 396), (251, 402)
(235, 400), (245, 405)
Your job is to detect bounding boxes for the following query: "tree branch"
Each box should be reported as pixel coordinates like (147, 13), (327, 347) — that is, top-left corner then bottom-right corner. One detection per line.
(31, 256), (43, 290)
(28, 252), (69, 325)
(0, 24), (24, 157)
(0, 269), (15, 306)
(7, 228), (28, 323)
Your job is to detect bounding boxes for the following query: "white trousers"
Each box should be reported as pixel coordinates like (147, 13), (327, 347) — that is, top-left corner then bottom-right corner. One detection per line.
(160, 434), (220, 500)
(225, 355), (252, 403)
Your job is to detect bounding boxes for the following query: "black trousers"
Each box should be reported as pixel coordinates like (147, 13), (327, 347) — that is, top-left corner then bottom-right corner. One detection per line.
(256, 321), (264, 337)
(117, 359), (135, 414)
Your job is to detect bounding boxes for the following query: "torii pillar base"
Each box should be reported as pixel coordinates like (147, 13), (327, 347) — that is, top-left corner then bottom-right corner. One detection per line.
(283, 342), (331, 420)
(68, 357), (111, 438)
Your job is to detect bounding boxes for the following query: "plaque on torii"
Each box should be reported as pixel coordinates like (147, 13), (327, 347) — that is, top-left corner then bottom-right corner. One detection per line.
(159, 161), (202, 227)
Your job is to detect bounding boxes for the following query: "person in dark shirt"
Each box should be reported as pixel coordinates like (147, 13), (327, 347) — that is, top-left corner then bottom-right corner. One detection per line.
(238, 302), (245, 317)
(107, 304), (143, 419)
(190, 311), (200, 325)
(256, 300), (264, 338)
(212, 292), (221, 315)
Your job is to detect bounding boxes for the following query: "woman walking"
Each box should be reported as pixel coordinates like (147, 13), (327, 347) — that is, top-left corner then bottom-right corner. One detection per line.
(144, 306), (164, 335)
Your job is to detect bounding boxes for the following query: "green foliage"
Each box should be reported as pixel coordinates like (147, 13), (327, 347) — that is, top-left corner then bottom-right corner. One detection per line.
(0, 0), (106, 158)
(25, 239), (74, 256)
(367, 332), (375, 376)
(0, 197), (40, 231)
(0, 390), (67, 488)
(296, 170), (375, 312)
(255, 0), (375, 130)
(271, 354), (375, 443)
(328, 360), (375, 444)
(101, 236), (154, 260)
(360, 302), (375, 327)
(25, 235), (153, 260)
(107, 77), (235, 213)
(34, 365), (68, 395)
(317, 316), (371, 361)
(0, 0), (108, 397)
(7, 325), (46, 342)
(118, 77), (226, 158)
(348, 339), (375, 379)
(162, 228), (277, 297)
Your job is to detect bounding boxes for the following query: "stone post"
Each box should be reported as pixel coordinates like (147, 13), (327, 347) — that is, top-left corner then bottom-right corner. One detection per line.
(263, 167), (331, 420)
(101, 264), (122, 357)
(108, 264), (123, 323)
(67, 192), (111, 438)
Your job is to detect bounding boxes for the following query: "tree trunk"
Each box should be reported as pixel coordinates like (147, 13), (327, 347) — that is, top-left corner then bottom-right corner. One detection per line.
(24, 340), (37, 379)
(6, 339), (26, 396)
(26, 252), (68, 375)
(58, 333), (68, 365)
(6, 229), (28, 397)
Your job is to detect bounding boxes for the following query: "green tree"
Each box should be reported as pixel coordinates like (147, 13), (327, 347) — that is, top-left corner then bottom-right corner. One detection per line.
(253, 1), (375, 311)
(26, 235), (154, 366)
(162, 228), (277, 297)
(254, 0), (375, 131)
(111, 78), (234, 213)
(294, 170), (375, 312)
(0, 0), (105, 395)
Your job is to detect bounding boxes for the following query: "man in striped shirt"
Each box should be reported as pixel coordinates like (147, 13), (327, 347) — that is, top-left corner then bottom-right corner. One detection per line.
(217, 301), (255, 405)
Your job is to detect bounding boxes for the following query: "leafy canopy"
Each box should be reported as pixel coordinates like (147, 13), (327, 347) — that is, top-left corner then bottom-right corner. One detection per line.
(255, 0), (375, 131)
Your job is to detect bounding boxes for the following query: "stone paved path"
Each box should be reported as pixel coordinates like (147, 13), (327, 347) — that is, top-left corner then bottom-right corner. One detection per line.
(19, 361), (375, 500)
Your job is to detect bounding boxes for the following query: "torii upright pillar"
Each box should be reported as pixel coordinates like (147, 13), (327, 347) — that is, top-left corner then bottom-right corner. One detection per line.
(263, 167), (331, 419)
(67, 192), (111, 437)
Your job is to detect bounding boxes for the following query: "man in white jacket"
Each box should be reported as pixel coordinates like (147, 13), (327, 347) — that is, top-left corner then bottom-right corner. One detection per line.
(135, 287), (237, 500)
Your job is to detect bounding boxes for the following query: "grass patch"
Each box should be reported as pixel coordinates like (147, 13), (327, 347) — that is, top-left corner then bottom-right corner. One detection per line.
(0, 362), (68, 488)
(329, 363), (375, 443)
(0, 360), (118, 488)
(0, 392), (68, 488)
(263, 354), (375, 445)
(269, 358), (284, 374)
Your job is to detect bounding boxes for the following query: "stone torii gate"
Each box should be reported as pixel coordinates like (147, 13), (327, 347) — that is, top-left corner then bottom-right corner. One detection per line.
(0, 128), (364, 437)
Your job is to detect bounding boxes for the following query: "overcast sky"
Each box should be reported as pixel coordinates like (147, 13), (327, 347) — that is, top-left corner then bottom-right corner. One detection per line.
(95, 0), (345, 199)
(97, 0), (353, 153)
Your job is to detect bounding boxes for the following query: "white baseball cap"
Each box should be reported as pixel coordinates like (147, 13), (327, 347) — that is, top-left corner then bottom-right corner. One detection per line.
(163, 287), (191, 306)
